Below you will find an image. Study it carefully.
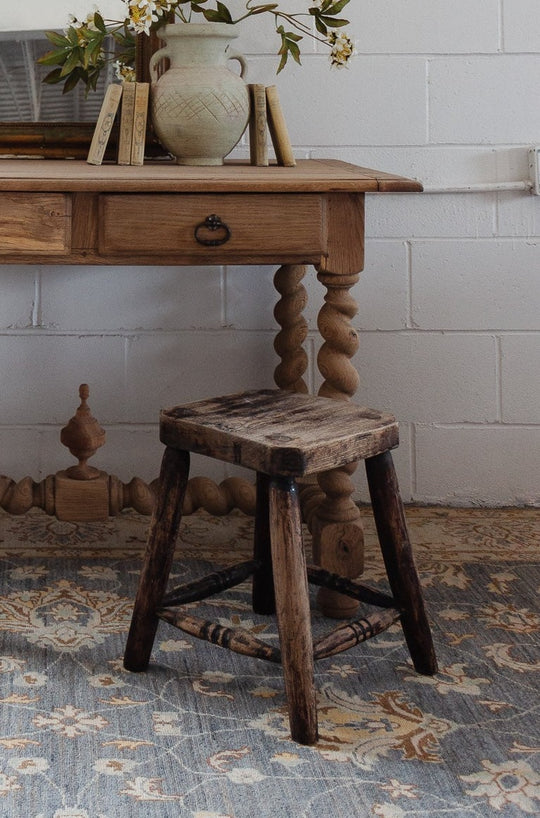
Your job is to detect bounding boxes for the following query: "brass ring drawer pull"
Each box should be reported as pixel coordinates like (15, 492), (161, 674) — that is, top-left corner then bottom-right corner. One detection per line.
(194, 214), (231, 246)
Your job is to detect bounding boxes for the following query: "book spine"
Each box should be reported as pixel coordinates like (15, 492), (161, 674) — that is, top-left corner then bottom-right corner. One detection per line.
(248, 84), (268, 167)
(265, 85), (296, 167)
(130, 82), (150, 166)
(87, 83), (123, 166)
(117, 81), (136, 165)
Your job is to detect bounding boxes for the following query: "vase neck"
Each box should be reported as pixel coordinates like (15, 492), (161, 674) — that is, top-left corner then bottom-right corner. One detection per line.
(159, 23), (238, 67)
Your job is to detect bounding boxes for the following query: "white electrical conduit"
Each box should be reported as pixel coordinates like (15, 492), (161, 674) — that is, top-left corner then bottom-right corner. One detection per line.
(422, 181), (533, 193)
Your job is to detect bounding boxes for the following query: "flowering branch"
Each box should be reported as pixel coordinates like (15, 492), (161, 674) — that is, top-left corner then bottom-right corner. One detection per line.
(39, 0), (354, 94)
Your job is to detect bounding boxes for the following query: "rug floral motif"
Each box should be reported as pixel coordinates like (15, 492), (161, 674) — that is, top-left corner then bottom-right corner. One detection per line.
(0, 506), (538, 817)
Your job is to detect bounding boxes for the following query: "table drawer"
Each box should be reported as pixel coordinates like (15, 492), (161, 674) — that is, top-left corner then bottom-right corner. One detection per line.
(98, 194), (323, 258)
(0, 193), (70, 254)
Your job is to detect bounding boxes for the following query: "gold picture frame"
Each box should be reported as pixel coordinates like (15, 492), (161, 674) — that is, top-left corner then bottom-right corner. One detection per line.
(0, 33), (161, 158)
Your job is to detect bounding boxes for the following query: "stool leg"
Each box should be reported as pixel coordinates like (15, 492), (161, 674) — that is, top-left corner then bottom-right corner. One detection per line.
(252, 472), (276, 615)
(365, 451), (438, 676)
(269, 476), (318, 745)
(124, 447), (190, 672)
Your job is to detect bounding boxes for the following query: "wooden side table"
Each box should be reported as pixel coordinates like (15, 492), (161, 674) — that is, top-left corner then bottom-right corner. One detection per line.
(0, 158), (422, 617)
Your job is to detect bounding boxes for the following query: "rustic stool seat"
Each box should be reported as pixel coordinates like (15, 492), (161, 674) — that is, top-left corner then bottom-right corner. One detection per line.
(124, 389), (437, 745)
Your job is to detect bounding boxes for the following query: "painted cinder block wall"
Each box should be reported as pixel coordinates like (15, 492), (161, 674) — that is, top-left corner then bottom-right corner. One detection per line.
(1, 0), (539, 506)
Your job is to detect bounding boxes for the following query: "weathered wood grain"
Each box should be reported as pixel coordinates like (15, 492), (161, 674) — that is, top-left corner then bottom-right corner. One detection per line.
(160, 389), (398, 477)
(161, 560), (258, 607)
(313, 607), (402, 660)
(123, 447), (190, 672)
(156, 610), (282, 663)
(365, 451), (438, 676)
(270, 476), (318, 744)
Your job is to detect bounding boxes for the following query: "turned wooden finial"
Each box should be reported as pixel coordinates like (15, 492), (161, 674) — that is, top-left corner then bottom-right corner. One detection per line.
(60, 384), (106, 480)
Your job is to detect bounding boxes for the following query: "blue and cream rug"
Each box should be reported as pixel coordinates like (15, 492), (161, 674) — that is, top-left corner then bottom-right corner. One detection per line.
(0, 506), (538, 817)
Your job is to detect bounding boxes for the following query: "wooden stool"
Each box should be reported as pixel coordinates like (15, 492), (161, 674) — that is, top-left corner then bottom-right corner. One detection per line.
(123, 389), (437, 745)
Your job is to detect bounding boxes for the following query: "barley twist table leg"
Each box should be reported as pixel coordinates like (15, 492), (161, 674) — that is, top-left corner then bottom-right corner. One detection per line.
(273, 264), (309, 393)
(313, 271), (364, 619)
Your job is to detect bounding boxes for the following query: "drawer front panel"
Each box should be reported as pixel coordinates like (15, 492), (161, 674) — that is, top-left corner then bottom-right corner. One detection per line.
(0, 193), (70, 254)
(99, 194), (323, 258)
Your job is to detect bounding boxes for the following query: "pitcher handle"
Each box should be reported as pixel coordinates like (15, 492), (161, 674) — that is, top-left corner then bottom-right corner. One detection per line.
(149, 46), (170, 84)
(227, 50), (248, 79)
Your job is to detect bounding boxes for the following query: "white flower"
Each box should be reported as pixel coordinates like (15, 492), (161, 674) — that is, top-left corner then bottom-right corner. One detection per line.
(328, 30), (355, 68)
(67, 7), (100, 32)
(128, 0), (161, 35)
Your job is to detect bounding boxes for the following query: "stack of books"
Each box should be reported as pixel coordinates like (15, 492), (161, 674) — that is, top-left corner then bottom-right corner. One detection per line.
(87, 82), (149, 166)
(248, 84), (296, 168)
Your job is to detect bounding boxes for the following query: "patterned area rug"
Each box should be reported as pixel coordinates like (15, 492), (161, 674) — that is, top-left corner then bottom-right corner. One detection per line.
(0, 506), (538, 818)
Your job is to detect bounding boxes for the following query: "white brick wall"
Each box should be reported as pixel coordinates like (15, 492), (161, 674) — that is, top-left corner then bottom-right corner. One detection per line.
(1, 1), (539, 506)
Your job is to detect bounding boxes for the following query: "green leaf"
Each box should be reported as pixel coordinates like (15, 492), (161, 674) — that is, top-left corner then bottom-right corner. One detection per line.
(37, 48), (72, 66)
(249, 4), (279, 13)
(42, 67), (64, 85)
(85, 37), (103, 64)
(319, 16), (349, 28)
(66, 27), (81, 47)
(43, 30), (71, 48)
(325, 0), (350, 15)
(93, 12), (107, 34)
(60, 49), (84, 77)
(62, 70), (84, 94)
(277, 49), (288, 73)
(288, 41), (301, 64)
(314, 18), (328, 36)
(201, 9), (225, 22)
(203, 2), (233, 23)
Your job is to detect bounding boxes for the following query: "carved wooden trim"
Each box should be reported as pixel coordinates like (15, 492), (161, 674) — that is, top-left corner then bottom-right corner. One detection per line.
(273, 264), (309, 393)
